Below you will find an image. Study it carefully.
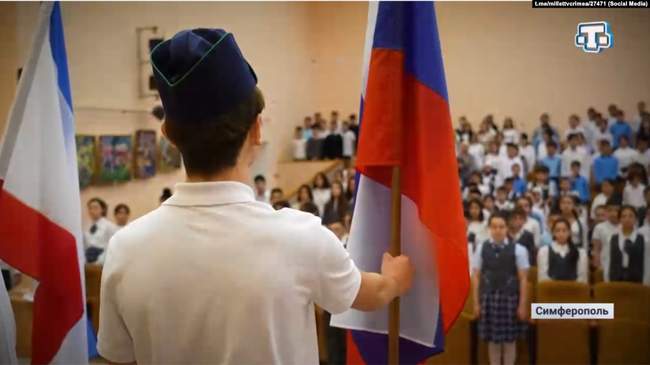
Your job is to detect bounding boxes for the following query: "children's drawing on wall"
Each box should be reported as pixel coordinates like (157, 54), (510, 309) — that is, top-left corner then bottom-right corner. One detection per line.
(135, 130), (157, 178)
(75, 135), (96, 188)
(99, 135), (132, 182)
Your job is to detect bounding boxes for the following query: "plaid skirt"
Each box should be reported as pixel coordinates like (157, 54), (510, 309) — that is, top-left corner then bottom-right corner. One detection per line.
(478, 290), (527, 343)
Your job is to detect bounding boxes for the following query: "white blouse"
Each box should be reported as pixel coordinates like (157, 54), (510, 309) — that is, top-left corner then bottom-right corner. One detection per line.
(312, 188), (331, 217)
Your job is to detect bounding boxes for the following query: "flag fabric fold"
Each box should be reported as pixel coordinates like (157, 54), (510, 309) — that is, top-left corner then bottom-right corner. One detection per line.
(331, 2), (469, 364)
(0, 2), (88, 364)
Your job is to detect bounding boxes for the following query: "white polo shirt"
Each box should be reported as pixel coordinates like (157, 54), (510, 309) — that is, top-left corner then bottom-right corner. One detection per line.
(98, 181), (361, 364)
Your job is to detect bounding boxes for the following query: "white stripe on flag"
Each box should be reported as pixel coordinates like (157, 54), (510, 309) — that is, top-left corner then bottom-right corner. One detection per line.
(360, 1), (378, 99)
(0, 282), (17, 365)
(331, 174), (440, 347)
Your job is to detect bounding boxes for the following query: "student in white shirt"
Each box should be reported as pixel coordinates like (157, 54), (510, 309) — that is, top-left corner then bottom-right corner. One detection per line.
(113, 204), (130, 230)
(561, 133), (590, 178)
(591, 116), (613, 152)
(468, 134), (486, 168)
(592, 202), (620, 268)
(292, 126), (307, 160)
(312, 172), (332, 216)
(591, 179), (615, 220)
(498, 144), (523, 185)
(254, 174), (270, 203)
(558, 195), (588, 249)
(623, 171), (646, 209)
(537, 218), (589, 283)
(519, 133), (536, 175)
(564, 115), (586, 143)
(635, 137), (650, 169)
(602, 206), (650, 285)
(99, 31), (414, 365)
(516, 197), (541, 247)
(341, 121), (356, 159)
(502, 117), (519, 145)
(632, 101), (646, 133)
(613, 135), (639, 176)
(84, 197), (118, 264)
(466, 199), (489, 250)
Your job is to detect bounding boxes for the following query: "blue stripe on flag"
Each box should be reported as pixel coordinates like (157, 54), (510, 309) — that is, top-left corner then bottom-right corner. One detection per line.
(49, 2), (73, 110)
(371, 2), (448, 101)
(350, 309), (445, 365)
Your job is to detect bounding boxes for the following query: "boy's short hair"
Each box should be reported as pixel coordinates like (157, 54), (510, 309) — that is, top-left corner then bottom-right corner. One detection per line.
(254, 174), (266, 183)
(546, 141), (558, 149)
(570, 160), (581, 168)
(507, 143), (519, 150)
(496, 186), (507, 193)
(164, 87), (265, 176)
(510, 208), (527, 220)
(271, 187), (283, 195)
(606, 194), (623, 207)
(114, 203), (130, 215)
(488, 212), (508, 226)
(535, 165), (550, 174)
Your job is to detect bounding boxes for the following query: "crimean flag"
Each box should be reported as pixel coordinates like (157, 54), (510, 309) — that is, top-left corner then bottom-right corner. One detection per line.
(0, 2), (88, 364)
(331, 2), (469, 364)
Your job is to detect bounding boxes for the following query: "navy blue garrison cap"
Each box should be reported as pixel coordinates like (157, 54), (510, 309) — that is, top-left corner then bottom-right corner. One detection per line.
(151, 28), (257, 124)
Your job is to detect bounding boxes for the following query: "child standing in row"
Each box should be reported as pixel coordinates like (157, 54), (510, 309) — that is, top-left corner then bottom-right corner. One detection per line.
(472, 213), (529, 365)
(537, 218), (589, 283)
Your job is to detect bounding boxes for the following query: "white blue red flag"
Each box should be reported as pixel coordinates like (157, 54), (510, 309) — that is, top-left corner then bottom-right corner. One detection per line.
(331, 2), (469, 364)
(0, 2), (88, 364)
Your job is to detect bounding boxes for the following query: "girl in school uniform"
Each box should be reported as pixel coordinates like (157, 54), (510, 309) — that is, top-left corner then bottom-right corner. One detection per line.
(84, 197), (118, 264)
(603, 205), (650, 285)
(312, 172), (332, 216)
(558, 195), (588, 249)
(472, 213), (529, 365)
(537, 218), (589, 283)
(466, 198), (488, 254)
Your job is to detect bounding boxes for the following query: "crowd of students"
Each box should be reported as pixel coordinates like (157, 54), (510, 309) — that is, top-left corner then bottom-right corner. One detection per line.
(253, 168), (356, 244)
(292, 110), (359, 161)
(461, 101), (650, 365)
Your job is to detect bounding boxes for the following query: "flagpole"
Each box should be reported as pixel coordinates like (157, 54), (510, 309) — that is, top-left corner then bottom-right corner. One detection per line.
(388, 165), (401, 365)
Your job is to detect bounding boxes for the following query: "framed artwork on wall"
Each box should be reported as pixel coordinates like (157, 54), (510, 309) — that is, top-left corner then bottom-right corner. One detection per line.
(98, 135), (133, 182)
(135, 129), (157, 178)
(75, 135), (96, 189)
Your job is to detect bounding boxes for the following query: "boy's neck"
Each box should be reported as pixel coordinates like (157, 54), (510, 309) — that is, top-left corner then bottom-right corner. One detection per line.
(186, 164), (251, 185)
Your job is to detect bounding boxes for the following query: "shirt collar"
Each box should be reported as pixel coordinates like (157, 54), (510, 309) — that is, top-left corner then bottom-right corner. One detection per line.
(163, 181), (256, 207)
(551, 241), (570, 256)
(619, 228), (637, 242)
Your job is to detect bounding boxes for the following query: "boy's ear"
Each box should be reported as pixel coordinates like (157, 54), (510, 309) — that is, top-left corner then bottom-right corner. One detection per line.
(250, 115), (263, 146)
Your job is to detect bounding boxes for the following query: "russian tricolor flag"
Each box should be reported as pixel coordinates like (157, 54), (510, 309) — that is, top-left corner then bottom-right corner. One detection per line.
(0, 3), (88, 364)
(331, 2), (469, 364)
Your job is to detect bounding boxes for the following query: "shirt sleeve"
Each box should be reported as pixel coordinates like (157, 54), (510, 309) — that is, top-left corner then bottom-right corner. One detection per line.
(97, 237), (136, 363)
(537, 246), (550, 282)
(578, 249), (589, 284)
(515, 244), (530, 270)
(313, 226), (362, 314)
(471, 243), (483, 271)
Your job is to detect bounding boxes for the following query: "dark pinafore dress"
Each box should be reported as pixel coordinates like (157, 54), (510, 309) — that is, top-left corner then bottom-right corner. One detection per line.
(478, 240), (527, 343)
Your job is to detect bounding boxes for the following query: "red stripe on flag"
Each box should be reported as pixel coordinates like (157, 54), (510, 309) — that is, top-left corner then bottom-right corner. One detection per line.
(0, 188), (83, 365)
(346, 331), (365, 364)
(357, 49), (469, 332)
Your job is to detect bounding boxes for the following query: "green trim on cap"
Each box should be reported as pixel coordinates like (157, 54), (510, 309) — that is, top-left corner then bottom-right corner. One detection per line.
(150, 31), (230, 88)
